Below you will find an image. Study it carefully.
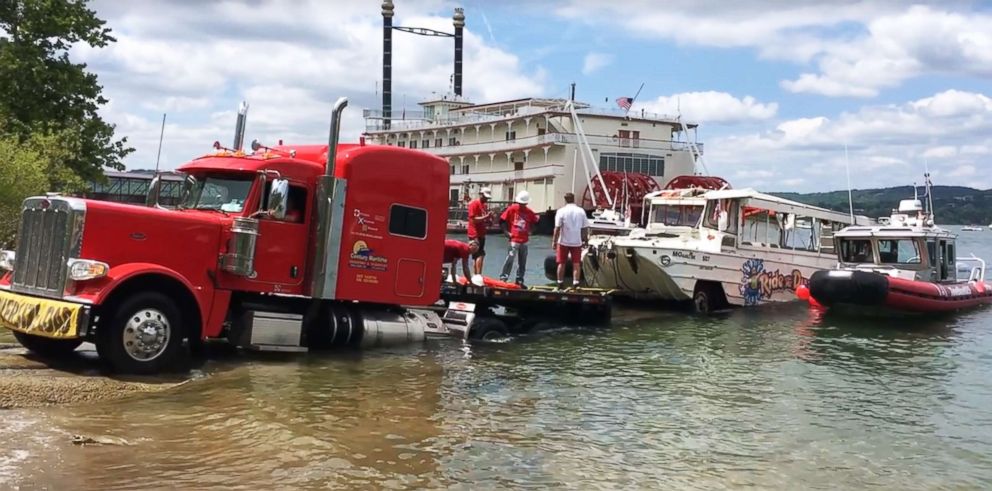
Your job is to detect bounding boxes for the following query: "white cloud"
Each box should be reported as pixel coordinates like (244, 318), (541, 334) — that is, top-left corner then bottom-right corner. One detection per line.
(702, 89), (992, 191)
(922, 146), (957, 159)
(81, 0), (547, 171)
(781, 6), (992, 97)
(556, 2), (992, 98)
(948, 165), (977, 178)
(638, 91), (778, 124)
(581, 52), (613, 75)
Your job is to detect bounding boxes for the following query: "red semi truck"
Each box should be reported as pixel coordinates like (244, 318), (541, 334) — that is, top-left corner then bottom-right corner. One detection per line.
(0, 98), (452, 373)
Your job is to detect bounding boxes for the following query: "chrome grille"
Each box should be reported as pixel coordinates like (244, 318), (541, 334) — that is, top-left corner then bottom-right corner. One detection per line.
(11, 197), (86, 298)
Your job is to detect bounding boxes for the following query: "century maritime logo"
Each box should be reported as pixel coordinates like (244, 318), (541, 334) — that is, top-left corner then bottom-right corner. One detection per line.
(348, 240), (387, 271)
(352, 240), (374, 257)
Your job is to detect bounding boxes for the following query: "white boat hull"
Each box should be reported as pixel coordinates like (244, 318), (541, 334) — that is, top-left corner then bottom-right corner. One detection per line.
(584, 240), (837, 306)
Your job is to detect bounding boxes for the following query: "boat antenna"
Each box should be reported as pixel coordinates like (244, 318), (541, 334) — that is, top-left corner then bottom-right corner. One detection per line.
(924, 159), (935, 223)
(844, 142), (855, 223)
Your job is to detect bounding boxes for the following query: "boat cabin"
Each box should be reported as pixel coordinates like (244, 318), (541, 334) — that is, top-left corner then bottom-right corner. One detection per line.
(831, 199), (960, 282)
(639, 188), (867, 254)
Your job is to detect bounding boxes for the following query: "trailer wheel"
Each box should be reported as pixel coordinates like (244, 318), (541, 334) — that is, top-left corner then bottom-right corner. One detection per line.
(97, 291), (186, 374)
(470, 318), (510, 342)
(12, 332), (83, 358)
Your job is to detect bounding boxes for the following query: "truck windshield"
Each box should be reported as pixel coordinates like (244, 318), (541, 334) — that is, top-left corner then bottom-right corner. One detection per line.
(182, 175), (254, 212)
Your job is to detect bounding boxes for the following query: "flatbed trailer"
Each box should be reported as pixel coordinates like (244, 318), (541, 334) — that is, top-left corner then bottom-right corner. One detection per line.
(428, 284), (613, 341)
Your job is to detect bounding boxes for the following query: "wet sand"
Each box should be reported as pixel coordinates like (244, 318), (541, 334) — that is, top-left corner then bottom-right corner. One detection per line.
(0, 338), (186, 409)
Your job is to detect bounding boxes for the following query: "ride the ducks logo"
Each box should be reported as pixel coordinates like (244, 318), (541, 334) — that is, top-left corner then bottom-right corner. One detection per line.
(739, 258), (806, 306)
(348, 240), (388, 271)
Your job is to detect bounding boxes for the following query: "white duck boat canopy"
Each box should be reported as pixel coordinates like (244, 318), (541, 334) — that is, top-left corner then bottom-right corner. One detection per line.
(699, 188), (872, 225)
(641, 187), (871, 235)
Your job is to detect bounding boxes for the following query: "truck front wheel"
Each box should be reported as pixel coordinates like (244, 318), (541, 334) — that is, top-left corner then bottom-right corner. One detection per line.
(97, 292), (186, 374)
(13, 331), (83, 357)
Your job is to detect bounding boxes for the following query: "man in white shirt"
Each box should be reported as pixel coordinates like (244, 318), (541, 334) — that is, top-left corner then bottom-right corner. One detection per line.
(553, 192), (591, 289)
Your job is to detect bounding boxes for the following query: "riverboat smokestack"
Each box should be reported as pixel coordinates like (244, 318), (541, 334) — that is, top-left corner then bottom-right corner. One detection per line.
(453, 7), (464, 97)
(382, 1), (394, 130)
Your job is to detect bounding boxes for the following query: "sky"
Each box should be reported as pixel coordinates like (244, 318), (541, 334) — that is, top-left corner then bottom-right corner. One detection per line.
(75, 0), (992, 192)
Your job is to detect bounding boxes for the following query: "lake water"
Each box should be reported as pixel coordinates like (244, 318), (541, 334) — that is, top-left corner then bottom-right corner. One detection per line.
(1, 229), (991, 489)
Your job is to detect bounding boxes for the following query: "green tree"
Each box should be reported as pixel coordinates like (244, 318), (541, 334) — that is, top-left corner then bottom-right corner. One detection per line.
(0, 127), (82, 247)
(0, 0), (131, 182)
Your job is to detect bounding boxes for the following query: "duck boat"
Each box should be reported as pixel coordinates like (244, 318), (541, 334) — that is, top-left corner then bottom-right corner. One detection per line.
(807, 177), (992, 314)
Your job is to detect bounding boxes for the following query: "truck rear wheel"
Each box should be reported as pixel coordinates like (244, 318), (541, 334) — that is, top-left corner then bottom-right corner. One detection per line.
(13, 331), (83, 357)
(97, 291), (186, 374)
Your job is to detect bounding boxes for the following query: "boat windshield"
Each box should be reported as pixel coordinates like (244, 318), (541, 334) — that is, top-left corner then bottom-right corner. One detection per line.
(181, 174), (254, 213)
(878, 238), (922, 264)
(650, 205), (703, 227)
(840, 238), (873, 263)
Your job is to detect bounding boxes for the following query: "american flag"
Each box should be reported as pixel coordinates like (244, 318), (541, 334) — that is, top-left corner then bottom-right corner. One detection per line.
(616, 96), (633, 111)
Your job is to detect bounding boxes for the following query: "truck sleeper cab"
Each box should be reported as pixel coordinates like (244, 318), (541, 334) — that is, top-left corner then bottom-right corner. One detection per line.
(0, 99), (450, 373)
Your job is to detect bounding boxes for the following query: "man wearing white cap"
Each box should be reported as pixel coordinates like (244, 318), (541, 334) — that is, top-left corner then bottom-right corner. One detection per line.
(467, 187), (494, 275)
(499, 190), (539, 287)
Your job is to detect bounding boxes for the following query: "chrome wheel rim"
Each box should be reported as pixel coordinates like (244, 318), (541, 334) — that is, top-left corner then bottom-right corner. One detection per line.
(122, 308), (171, 361)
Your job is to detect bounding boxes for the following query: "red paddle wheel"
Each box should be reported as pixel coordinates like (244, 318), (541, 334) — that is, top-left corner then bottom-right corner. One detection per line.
(663, 175), (730, 191)
(581, 172), (661, 218)
(581, 174), (730, 223)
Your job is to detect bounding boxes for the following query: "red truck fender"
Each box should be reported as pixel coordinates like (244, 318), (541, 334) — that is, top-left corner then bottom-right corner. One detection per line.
(73, 262), (222, 341)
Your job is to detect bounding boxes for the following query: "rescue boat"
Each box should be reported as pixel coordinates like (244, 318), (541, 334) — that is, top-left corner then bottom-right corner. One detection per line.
(804, 178), (992, 315)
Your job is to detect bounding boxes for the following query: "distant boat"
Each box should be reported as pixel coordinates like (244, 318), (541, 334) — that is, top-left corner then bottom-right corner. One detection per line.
(961, 225), (983, 231)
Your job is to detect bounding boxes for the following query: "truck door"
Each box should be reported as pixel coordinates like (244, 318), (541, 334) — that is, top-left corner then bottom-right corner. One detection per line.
(395, 259), (426, 298)
(251, 184), (309, 293)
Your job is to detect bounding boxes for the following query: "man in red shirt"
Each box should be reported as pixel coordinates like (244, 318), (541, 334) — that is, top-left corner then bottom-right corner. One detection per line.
(443, 239), (479, 281)
(499, 190), (540, 287)
(466, 187), (493, 275)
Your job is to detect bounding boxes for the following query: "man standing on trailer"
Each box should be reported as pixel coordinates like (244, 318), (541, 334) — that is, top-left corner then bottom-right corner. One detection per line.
(553, 192), (591, 289)
(467, 187), (494, 275)
(499, 191), (539, 287)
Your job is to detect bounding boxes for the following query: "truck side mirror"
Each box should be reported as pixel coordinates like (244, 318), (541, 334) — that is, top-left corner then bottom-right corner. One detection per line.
(145, 174), (162, 207)
(179, 174), (197, 207)
(267, 178), (289, 220)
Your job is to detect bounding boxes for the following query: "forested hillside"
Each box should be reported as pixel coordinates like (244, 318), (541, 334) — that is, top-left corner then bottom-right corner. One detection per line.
(773, 186), (992, 225)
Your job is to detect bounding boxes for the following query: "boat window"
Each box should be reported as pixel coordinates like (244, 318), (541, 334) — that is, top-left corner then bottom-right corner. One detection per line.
(818, 220), (836, 253)
(840, 239), (874, 263)
(939, 240), (949, 280)
(926, 240), (937, 268)
(877, 238), (921, 264)
(703, 199), (738, 234)
(741, 208), (784, 247)
(946, 242), (956, 280)
(783, 215), (816, 251)
(650, 205), (703, 227)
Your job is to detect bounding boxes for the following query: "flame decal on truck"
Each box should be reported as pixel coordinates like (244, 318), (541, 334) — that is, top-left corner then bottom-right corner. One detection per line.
(0, 290), (82, 339)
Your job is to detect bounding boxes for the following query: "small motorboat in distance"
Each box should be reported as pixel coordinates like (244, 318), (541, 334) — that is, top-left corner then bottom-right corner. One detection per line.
(961, 225), (983, 231)
(805, 176), (992, 315)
